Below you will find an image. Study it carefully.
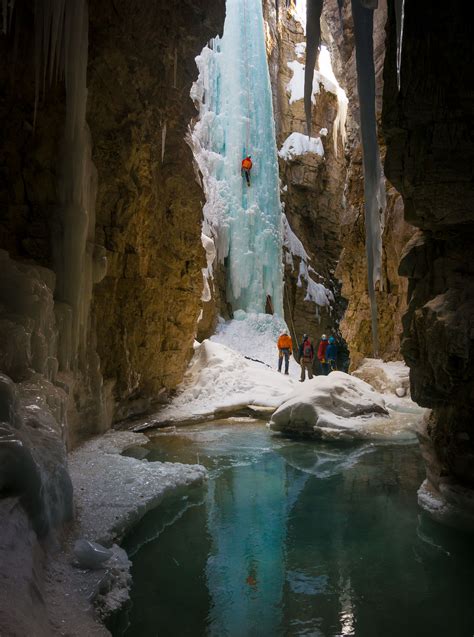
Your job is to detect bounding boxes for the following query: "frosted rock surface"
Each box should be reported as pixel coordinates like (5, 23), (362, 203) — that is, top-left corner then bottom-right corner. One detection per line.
(68, 431), (207, 545)
(352, 358), (410, 395)
(269, 371), (422, 441)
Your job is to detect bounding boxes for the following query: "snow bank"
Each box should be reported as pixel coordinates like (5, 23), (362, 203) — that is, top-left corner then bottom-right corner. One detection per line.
(269, 371), (420, 441)
(278, 132), (324, 160)
(69, 431), (207, 545)
(210, 311), (302, 378)
(418, 479), (474, 532)
(147, 338), (298, 426)
(352, 358), (410, 395)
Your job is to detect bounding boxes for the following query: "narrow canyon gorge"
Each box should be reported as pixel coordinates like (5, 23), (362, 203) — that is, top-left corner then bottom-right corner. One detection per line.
(0, 0), (472, 634)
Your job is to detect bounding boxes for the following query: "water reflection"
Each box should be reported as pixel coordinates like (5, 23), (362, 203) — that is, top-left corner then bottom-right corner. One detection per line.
(112, 422), (474, 637)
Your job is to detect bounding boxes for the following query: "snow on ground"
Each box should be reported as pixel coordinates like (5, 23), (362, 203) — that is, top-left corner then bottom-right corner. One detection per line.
(210, 311), (302, 379)
(146, 338), (298, 426)
(269, 371), (423, 442)
(278, 132), (324, 160)
(69, 430), (207, 545)
(352, 357), (410, 395)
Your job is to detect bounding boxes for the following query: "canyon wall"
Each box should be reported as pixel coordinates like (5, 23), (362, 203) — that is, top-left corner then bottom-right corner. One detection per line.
(324, 0), (413, 369)
(264, 3), (349, 367)
(0, 1), (224, 631)
(383, 0), (474, 524)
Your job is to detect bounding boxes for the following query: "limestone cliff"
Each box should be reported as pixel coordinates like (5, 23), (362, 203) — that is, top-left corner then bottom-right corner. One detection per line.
(88, 0), (225, 421)
(324, 0), (414, 368)
(264, 3), (348, 365)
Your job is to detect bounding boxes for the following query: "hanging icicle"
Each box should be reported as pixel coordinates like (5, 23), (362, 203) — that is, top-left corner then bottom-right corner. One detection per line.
(350, 0), (385, 356)
(394, 0), (405, 90)
(161, 119), (167, 163)
(304, 0), (385, 356)
(1, 0), (15, 34)
(304, 0), (324, 136)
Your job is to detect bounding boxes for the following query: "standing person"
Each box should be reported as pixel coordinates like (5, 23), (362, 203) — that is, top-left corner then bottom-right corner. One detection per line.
(298, 334), (314, 382)
(326, 336), (338, 371)
(317, 334), (329, 375)
(241, 155), (252, 186)
(277, 332), (293, 375)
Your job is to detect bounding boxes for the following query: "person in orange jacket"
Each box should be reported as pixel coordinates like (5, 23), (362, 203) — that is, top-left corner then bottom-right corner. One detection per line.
(277, 332), (293, 374)
(241, 155), (252, 186)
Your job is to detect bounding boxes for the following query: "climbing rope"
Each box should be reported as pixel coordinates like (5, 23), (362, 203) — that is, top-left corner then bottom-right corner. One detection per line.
(284, 279), (300, 361)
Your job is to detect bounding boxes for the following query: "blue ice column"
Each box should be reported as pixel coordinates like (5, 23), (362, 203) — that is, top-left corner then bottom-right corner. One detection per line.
(205, 0), (284, 316)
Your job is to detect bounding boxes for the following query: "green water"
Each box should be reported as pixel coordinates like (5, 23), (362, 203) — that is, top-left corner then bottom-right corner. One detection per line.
(112, 420), (474, 637)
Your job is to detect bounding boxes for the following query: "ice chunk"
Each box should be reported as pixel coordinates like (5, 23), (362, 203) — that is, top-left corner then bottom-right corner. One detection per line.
(73, 539), (113, 570)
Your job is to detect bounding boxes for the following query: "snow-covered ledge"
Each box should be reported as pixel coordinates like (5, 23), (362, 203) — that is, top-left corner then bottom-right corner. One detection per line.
(69, 430), (206, 545)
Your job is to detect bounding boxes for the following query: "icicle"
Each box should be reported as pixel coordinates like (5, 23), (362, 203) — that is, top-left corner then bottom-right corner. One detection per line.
(304, 0), (324, 136)
(161, 120), (167, 163)
(1, 0), (15, 34)
(351, 0), (385, 356)
(394, 0), (405, 90)
(173, 46), (178, 88)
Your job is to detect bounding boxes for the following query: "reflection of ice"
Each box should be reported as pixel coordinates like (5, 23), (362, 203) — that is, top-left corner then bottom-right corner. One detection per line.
(287, 570), (329, 595)
(276, 441), (376, 479)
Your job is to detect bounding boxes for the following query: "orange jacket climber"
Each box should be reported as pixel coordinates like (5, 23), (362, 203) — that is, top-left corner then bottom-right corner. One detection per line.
(277, 333), (293, 352)
(241, 156), (252, 186)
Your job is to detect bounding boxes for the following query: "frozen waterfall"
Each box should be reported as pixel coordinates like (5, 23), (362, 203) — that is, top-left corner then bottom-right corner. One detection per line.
(190, 0), (283, 316)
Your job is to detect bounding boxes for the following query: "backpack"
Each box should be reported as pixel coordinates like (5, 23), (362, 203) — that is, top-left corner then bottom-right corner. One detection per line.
(303, 340), (312, 358)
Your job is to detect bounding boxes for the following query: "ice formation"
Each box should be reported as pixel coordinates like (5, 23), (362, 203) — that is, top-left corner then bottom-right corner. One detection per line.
(303, 0), (385, 355)
(1, 0), (14, 34)
(33, 0), (107, 383)
(394, 0), (405, 90)
(282, 215), (334, 316)
(190, 0), (283, 316)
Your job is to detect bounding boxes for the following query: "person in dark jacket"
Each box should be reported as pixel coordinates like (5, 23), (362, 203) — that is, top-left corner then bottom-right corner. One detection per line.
(317, 334), (329, 375)
(298, 334), (314, 382)
(326, 336), (337, 371)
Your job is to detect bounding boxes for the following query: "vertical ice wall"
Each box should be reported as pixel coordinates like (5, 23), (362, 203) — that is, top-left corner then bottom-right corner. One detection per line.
(190, 0), (284, 316)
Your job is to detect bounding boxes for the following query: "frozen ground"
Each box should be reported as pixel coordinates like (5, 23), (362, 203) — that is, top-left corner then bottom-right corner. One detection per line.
(42, 431), (207, 630)
(269, 370), (426, 441)
(139, 338), (298, 428)
(210, 311), (302, 378)
(69, 431), (207, 544)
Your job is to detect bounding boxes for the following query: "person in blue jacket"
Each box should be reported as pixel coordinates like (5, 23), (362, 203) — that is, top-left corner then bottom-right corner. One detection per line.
(326, 336), (337, 371)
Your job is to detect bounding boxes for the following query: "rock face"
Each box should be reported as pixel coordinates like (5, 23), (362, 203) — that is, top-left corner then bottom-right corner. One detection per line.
(383, 0), (474, 521)
(323, 0), (414, 368)
(0, 0), (225, 438)
(264, 3), (348, 367)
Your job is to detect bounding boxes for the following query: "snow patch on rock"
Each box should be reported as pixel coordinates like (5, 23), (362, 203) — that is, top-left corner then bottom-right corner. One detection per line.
(279, 132), (324, 161)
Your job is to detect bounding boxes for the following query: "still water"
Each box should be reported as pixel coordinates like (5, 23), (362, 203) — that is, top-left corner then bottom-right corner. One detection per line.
(112, 420), (474, 637)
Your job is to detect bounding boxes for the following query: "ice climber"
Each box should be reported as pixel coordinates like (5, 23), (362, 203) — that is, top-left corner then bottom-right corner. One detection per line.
(317, 334), (329, 375)
(277, 332), (293, 374)
(298, 334), (314, 382)
(241, 155), (252, 186)
(326, 336), (337, 371)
